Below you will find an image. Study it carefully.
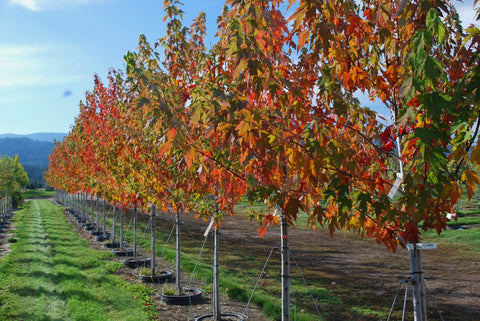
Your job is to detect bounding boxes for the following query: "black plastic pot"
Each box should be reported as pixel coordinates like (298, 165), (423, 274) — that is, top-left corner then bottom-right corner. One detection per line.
(112, 248), (134, 257)
(162, 287), (202, 305)
(189, 312), (246, 321)
(103, 241), (124, 249)
(138, 270), (173, 284)
(89, 230), (103, 236)
(83, 222), (93, 230)
(95, 234), (110, 242)
(121, 257), (151, 269)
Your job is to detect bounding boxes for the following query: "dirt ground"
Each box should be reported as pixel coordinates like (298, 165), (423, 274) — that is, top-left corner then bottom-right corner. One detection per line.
(61, 201), (480, 321)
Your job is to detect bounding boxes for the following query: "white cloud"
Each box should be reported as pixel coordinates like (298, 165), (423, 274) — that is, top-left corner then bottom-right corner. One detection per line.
(7, 0), (102, 11)
(0, 44), (84, 88)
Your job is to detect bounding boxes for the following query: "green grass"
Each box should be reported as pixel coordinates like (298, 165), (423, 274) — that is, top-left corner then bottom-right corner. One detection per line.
(24, 189), (55, 199)
(63, 194), (480, 321)
(114, 208), (348, 321)
(423, 228), (480, 255)
(0, 200), (157, 321)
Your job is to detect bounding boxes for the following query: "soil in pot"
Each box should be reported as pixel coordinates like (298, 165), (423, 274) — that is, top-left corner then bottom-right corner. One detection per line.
(161, 287), (202, 305)
(103, 241), (124, 249)
(189, 312), (246, 321)
(138, 270), (173, 284)
(83, 223), (94, 230)
(112, 248), (134, 257)
(89, 230), (103, 236)
(95, 234), (110, 242)
(121, 257), (151, 268)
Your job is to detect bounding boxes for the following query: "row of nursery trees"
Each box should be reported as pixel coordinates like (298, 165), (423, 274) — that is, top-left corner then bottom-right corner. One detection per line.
(0, 155), (29, 212)
(45, 0), (480, 320)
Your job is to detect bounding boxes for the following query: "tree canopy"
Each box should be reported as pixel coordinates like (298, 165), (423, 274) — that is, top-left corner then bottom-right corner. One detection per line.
(0, 155), (29, 208)
(46, 0), (480, 251)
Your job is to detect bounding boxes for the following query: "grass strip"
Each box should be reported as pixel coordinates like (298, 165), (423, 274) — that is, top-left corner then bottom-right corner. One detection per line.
(24, 189), (55, 199)
(125, 212), (388, 321)
(0, 199), (157, 321)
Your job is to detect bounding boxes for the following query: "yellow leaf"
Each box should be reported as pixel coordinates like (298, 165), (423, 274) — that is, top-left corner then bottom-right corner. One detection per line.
(461, 169), (479, 199)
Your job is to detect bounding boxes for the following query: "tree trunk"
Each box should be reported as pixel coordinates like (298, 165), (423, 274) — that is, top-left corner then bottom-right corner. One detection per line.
(112, 206), (117, 243)
(82, 193), (86, 220)
(120, 208), (124, 250)
(151, 205), (156, 276)
(134, 206), (137, 259)
(95, 197), (100, 232)
(102, 199), (106, 237)
(176, 206), (182, 293)
(90, 195), (94, 226)
(281, 213), (290, 321)
(409, 243), (426, 321)
(213, 203), (220, 320)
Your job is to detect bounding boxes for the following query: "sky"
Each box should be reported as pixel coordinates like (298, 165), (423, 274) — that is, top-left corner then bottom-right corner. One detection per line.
(0, 0), (478, 135)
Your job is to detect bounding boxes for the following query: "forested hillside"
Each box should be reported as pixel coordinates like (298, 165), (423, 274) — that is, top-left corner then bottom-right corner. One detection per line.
(0, 137), (56, 188)
(0, 133), (66, 142)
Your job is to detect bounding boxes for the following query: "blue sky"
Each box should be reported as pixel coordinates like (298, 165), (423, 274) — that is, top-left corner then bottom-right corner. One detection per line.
(0, 0), (477, 135)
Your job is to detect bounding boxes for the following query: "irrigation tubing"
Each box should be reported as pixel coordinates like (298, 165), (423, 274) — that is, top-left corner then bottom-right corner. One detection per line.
(159, 223), (175, 260)
(243, 246), (277, 317)
(291, 252), (324, 321)
(142, 216), (152, 239)
(423, 279), (445, 321)
(220, 234), (247, 280)
(387, 279), (406, 321)
(125, 212), (134, 242)
(182, 219), (200, 248)
(402, 281), (408, 321)
(187, 231), (210, 289)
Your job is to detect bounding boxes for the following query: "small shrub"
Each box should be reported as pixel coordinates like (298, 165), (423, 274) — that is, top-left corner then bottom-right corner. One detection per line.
(139, 267), (151, 276)
(162, 283), (177, 295)
(105, 261), (122, 273)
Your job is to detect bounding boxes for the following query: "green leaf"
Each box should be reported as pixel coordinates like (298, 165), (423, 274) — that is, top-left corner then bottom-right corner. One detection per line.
(424, 56), (442, 84)
(413, 127), (436, 147)
(426, 8), (446, 43)
(401, 76), (414, 99)
(357, 192), (372, 216)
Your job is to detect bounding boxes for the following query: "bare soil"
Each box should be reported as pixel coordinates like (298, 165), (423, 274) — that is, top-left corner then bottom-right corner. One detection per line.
(62, 201), (480, 321)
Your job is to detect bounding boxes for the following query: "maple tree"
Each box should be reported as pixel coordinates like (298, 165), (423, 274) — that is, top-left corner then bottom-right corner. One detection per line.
(45, 0), (480, 319)
(44, 0), (480, 269)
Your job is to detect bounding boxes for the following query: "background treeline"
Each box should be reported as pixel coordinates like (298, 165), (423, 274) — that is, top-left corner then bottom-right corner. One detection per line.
(0, 136), (60, 188)
(0, 155), (29, 208)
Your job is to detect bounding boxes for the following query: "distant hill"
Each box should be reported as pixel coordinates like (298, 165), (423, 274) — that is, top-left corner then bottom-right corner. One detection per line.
(0, 132), (66, 143)
(0, 136), (59, 188)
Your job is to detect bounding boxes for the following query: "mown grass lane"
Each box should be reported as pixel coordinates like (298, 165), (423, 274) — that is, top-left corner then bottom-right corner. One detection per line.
(0, 199), (157, 321)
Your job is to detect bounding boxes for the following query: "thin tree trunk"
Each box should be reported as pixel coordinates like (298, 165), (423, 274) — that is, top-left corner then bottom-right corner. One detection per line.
(176, 206), (182, 293)
(102, 199), (106, 237)
(90, 195), (94, 225)
(134, 206), (137, 259)
(120, 208), (124, 250)
(213, 203), (220, 320)
(96, 197), (100, 232)
(151, 205), (156, 276)
(409, 244), (425, 321)
(112, 206), (117, 243)
(281, 213), (290, 321)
